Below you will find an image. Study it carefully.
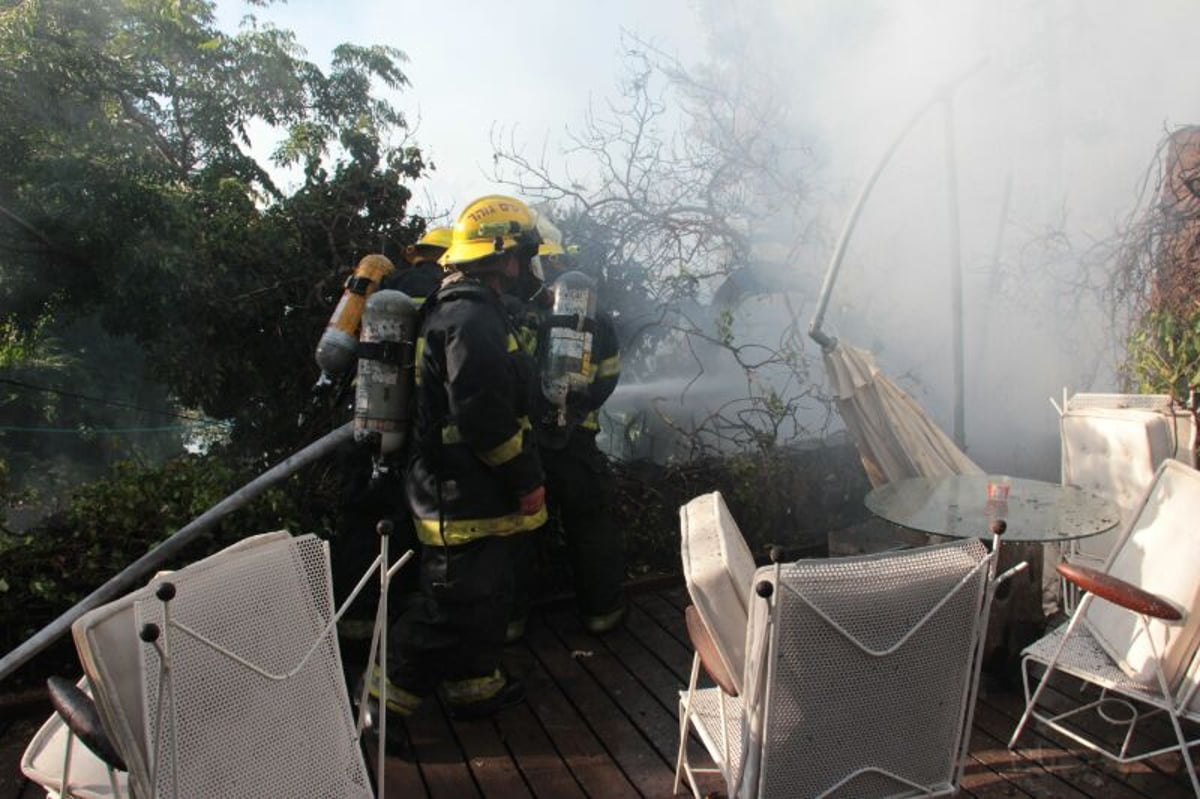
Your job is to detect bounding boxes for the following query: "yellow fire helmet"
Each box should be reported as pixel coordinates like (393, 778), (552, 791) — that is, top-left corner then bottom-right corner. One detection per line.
(404, 226), (453, 264)
(538, 239), (566, 257)
(439, 195), (541, 269)
(531, 238), (565, 281)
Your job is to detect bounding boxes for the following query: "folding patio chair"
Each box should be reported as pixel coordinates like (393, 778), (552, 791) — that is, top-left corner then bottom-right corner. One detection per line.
(674, 491), (1011, 798)
(21, 529), (410, 799)
(673, 492), (758, 796)
(1009, 459), (1200, 797)
(1057, 392), (1187, 613)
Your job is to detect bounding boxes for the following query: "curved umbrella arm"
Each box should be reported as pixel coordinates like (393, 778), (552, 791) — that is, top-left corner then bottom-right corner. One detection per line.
(809, 59), (987, 350)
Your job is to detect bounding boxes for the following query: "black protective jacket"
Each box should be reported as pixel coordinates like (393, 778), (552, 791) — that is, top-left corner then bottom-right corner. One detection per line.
(406, 274), (546, 545)
(380, 260), (443, 306)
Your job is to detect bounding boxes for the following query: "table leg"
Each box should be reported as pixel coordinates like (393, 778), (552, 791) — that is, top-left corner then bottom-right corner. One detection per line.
(984, 541), (1045, 676)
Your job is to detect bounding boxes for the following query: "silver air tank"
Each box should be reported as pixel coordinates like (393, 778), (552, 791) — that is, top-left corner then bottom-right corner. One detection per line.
(541, 270), (597, 425)
(354, 289), (419, 456)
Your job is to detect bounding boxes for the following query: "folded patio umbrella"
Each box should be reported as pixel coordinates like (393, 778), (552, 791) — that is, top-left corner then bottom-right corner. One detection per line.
(809, 65), (988, 488)
(824, 340), (983, 487)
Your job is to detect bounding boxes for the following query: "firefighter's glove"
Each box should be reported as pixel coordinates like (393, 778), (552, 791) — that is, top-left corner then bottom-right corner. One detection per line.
(518, 485), (546, 515)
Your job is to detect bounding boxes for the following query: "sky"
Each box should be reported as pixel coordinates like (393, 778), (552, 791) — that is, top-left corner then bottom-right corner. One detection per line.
(212, 0), (1200, 479)
(213, 0), (707, 217)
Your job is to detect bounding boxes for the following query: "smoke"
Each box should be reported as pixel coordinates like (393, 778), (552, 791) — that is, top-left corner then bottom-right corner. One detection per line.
(605, 0), (1199, 479)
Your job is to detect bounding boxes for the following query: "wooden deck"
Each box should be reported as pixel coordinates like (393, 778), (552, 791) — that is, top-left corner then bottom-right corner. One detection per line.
(3, 584), (1198, 798)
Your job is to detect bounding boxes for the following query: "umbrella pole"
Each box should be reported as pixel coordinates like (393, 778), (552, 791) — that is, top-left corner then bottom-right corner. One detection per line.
(943, 96), (966, 449)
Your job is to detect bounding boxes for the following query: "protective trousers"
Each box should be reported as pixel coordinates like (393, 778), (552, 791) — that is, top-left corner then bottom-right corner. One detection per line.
(329, 441), (419, 614)
(387, 532), (523, 696)
(514, 434), (625, 619)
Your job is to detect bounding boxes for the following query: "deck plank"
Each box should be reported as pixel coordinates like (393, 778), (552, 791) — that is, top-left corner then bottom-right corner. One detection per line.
(542, 608), (682, 766)
(362, 718), (428, 798)
(962, 718), (1088, 799)
(504, 624), (639, 797)
(623, 601), (694, 682)
(633, 593), (693, 652)
(1011, 673), (1197, 797)
(1035, 668), (1197, 787)
(490, 699), (587, 799)
(525, 615), (677, 798)
(446, 713), (530, 799)
(404, 696), (483, 799)
(379, 734), (431, 799)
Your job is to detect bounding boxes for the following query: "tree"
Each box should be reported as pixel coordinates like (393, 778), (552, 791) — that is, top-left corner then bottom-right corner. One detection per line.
(0, 0), (429, 469)
(492, 35), (826, 459)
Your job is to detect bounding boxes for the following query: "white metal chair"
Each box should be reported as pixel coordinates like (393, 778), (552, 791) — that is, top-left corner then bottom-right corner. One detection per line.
(673, 492), (758, 796)
(1057, 392), (1191, 613)
(1009, 459), (1200, 797)
(674, 491), (1010, 798)
(21, 529), (410, 799)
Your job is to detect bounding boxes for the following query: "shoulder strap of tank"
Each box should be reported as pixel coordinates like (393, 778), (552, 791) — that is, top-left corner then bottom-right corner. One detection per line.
(428, 277), (514, 322)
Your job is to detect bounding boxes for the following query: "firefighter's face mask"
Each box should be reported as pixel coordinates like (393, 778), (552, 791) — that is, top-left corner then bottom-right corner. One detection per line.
(509, 259), (544, 304)
(495, 252), (524, 293)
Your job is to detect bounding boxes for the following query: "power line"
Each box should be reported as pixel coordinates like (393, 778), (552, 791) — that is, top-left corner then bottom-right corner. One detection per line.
(0, 377), (208, 422)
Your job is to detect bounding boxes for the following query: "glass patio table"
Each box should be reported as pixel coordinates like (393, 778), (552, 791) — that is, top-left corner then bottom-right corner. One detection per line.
(865, 474), (1121, 667)
(864, 474), (1120, 543)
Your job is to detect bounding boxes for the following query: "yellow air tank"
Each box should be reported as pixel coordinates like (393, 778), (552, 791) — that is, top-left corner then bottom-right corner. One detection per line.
(314, 254), (396, 379)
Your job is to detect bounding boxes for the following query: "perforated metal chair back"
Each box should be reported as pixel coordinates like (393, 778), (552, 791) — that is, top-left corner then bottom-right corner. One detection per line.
(71, 532), (372, 799)
(738, 539), (991, 798)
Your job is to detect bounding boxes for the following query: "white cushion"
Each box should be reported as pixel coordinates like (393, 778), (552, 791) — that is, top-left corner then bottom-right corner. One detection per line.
(1084, 460), (1200, 702)
(680, 492), (757, 694)
(1062, 407), (1173, 561)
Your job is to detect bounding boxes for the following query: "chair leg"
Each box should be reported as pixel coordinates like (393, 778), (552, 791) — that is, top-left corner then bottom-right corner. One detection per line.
(1009, 603), (1088, 749)
(1166, 706), (1200, 798)
(1141, 617), (1200, 799)
(673, 653), (702, 798)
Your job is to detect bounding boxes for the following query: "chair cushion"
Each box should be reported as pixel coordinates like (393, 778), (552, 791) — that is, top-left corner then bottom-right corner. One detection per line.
(680, 492), (757, 694)
(1062, 407), (1174, 561)
(1084, 459), (1200, 700)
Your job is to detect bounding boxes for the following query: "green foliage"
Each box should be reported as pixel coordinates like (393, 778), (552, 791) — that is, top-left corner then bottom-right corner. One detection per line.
(716, 308), (735, 346)
(0, 314), (188, 506)
(0, 451), (337, 657)
(1124, 308), (1200, 397)
(0, 308), (65, 370)
(0, 0), (430, 465)
(611, 440), (871, 580)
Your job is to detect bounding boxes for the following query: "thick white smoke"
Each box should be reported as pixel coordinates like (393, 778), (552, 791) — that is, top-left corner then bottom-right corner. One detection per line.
(615, 0), (1200, 478)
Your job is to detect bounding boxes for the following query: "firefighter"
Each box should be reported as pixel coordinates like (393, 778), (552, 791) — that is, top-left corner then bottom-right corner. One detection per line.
(380, 226), (453, 302)
(370, 195), (547, 721)
(506, 236), (626, 642)
(329, 229), (452, 637)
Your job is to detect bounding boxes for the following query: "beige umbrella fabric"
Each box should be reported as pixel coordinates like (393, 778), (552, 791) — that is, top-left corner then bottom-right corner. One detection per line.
(824, 341), (983, 487)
